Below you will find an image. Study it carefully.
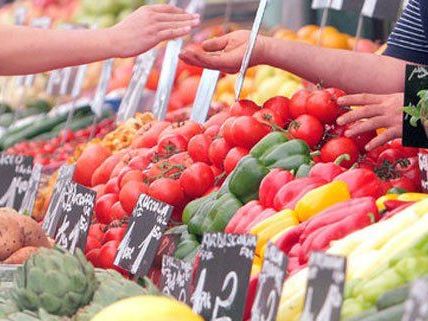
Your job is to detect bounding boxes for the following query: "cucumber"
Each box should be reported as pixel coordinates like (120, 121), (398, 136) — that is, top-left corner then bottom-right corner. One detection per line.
(345, 308), (377, 321)
(30, 130), (60, 142)
(376, 284), (410, 311)
(355, 304), (404, 321)
(26, 99), (51, 112)
(0, 113), (13, 128)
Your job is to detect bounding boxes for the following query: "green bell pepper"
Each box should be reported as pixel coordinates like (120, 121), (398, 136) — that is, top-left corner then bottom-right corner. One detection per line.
(295, 163), (313, 178)
(250, 131), (288, 160)
(228, 156), (269, 203)
(182, 193), (216, 225)
(188, 196), (218, 236)
(172, 226), (201, 262)
(201, 193), (242, 233)
(260, 139), (310, 167)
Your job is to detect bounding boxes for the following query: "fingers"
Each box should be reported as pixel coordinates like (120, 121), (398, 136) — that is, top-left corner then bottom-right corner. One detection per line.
(150, 4), (185, 14)
(158, 26), (193, 42)
(203, 36), (229, 52)
(337, 105), (384, 125)
(365, 127), (402, 151)
(156, 12), (200, 22)
(156, 19), (200, 32)
(345, 116), (390, 137)
(337, 94), (385, 107)
(179, 49), (218, 70)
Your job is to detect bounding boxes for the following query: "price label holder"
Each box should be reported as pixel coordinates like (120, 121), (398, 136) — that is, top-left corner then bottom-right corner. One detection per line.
(403, 65), (428, 148)
(42, 164), (75, 237)
(402, 279), (428, 321)
(192, 233), (257, 321)
(19, 163), (43, 216)
(301, 252), (347, 321)
(418, 153), (428, 192)
(361, 0), (402, 21)
(160, 255), (193, 303)
(0, 154), (33, 211)
(54, 182), (96, 254)
(235, 0), (270, 101)
(114, 194), (173, 279)
(14, 6), (28, 25)
(190, 69), (220, 124)
(251, 243), (288, 321)
(0, 264), (21, 289)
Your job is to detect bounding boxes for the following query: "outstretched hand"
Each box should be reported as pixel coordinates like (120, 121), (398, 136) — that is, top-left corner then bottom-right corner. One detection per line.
(336, 93), (404, 151)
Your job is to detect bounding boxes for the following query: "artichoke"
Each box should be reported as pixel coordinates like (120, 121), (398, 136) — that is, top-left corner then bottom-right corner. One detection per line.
(12, 248), (98, 317)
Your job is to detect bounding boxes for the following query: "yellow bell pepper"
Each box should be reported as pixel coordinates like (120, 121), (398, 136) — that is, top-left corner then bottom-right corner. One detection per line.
(376, 194), (399, 211)
(397, 193), (428, 202)
(250, 209), (298, 256)
(251, 256), (262, 276)
(295, 181), (351, 222)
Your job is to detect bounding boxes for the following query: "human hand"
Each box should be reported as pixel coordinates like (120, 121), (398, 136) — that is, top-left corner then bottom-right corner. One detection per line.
(109, 4), (200, 58)
(336, 93), (404, 151)
(179, 30), (267, 73)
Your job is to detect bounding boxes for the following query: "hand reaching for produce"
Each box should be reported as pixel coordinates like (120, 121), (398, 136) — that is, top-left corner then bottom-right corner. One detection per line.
(0, 4), (199, 75)
(336, 93), (404, 151)
(180, 30), (267, 73)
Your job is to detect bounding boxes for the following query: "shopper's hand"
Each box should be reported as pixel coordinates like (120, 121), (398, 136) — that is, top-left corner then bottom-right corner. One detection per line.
(180, 30), (267, 73)
(336, 93), (404, 151)
(109, 4), (200, 58)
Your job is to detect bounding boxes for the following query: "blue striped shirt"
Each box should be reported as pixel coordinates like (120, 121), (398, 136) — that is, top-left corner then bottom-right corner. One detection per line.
(385, 0), (428, 64)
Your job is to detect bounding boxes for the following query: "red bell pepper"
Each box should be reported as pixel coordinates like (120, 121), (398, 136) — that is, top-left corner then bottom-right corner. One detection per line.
(245, 208), (277, 232)
(299, 197), (378, 242)
(244, 275), (259, 320)
(259, 169), (294, 208)
(225, 200), (260, 233)
(308, 155), (347, 182)
(334, 168), (386, 199)
(381, 202), (415, 221)
(233, 203), (265, 234)
(275, 222), (308, 254)
(273, 177), (327, 211)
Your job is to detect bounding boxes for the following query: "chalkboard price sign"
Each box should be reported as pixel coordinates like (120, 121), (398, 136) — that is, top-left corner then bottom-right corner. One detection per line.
(160, 255), (192, 304)
(54, 181), (96, 254)
(402, 279), (428, 321)
(191, 233), (257, 321)
(42, 164), (75, 237)
(251, 243), (288, 321)
(361, 0), (402, 21)
(0, 154), (33, 211)
(301, 252), (347, 321)
(114, 194), (173, 278)
(19, 163), (43, 215)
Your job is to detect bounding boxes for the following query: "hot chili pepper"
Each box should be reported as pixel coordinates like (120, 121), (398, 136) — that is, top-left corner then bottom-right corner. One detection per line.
(232, 203), (266, 234)
(259, 169), (294, 208)
(272, 177), (327, 211)
(225, 200), (260, 234)
(308, 154), (348, 182)
(295, 180), (351, 222)
(250, 131), (288, 160)
(260, 139), (311, 168)
(228, 156), (270, 204)
(275, 222), (308, 254)
(300, 197), (378, 243)
(334, 168), (386, 199)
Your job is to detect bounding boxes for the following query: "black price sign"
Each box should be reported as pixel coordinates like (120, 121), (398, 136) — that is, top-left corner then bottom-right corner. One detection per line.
(114, 194), (173, 278)
(19, 164), (43, 215)
(54, 181), (96, 254)
(402, 279), (428, 321)
(419, 153), (428, 192)
(403, 65), (428, 148)
(0, 154), (33, 211)
(301, 252), (347, 321)
(361, 0), (402, 21)
(251, 243), (288, 321)
(160, 255), (192, 303)
(42, 164), (75, 237)
(191, 233), (257, 321)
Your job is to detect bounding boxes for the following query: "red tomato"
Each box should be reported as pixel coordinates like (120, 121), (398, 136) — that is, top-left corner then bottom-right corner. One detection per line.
(220, 117), (238, 146)
(263, 96), (290, 125)
(88, 223), (105, 242)
(306, 90), (340, 124)
(102, 226), (127, 245)
(210, 166), (223, 178)
(289, 90), (311, 119)
(119, 181), (148, 214)
(209, 138), (232, 169)
(105, 177), (120, 194)
(321, 137), (360, 168)
(253, 108), (285, 128)
(110, 161), (128, 179)
(389, 176), (418, 193)
(98, 240), (120, 270)
(204, 125), (220, 139)
(157, 133), (188, 158)
(85, 236), (101, 254)
(224, 147), (249, 174)
(230, 100), (260, 116)
(146, 68), (160, 91)
(329, 124), (376, 153)
(174, 121), (204, 142)
(231, 116), (271, 149)
(289, 115), (324, 148)
(128, 155), (151, 171)
(74, 144), (111, 186)
(119, 170), (145, 189)
(93, 184), (106, 201)
(95, 193), (119, 224)
(132, 121), (170, 148)
(86, 249), (100, 267)
(325, 87), (346, 100)
(389, 139), (419, 158)
(169, 151), (194, 168)
(149, 178), (185, 207)
(367, 145), (389, 161)
(168, 91), (185, 111)
(204, 111), (231, 128)
(179, 163), (215, 198)
(378, 148), (404, 164)
(187, 133), (213, 163)
(177, 76), (200, 106)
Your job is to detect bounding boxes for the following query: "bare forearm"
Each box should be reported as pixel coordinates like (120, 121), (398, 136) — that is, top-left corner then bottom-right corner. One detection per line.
(0, 25), (117, 75)
(261, 37), (407, 94)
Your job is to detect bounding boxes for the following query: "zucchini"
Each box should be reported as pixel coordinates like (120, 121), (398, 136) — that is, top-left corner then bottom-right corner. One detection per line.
(0, 113), (13, 128)
(26, 99), (51, 112)
(345, 308), (377, 321)
(30, 130), (60, 142)
(376, 284), (410, 311)
(355, 304), (404, 321)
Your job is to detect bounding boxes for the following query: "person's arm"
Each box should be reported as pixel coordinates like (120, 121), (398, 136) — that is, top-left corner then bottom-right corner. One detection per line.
(0, 4), (199, 75)
(180, 30), (407, 94)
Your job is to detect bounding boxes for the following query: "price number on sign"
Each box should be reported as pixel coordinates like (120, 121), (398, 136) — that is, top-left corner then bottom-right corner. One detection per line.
(160, 255), (192, 303)
(191, 233), (256, 321)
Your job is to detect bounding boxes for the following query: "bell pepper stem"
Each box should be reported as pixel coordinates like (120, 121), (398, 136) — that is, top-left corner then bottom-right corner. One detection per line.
(334, 154), (351, 165)
(310, 151), (321, 158)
